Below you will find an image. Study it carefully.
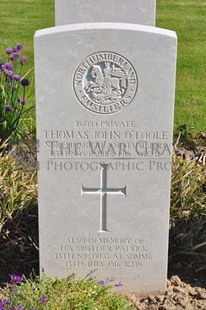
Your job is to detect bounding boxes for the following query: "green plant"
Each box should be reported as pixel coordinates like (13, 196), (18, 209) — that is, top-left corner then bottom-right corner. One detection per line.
(0, 154), (37, 227)
(175, 124), (206, 148)
(0, 43), (34, 144)
(171, 155), (206, 220)
(169, 155), (206, 281)
(0, 276), (134, 310)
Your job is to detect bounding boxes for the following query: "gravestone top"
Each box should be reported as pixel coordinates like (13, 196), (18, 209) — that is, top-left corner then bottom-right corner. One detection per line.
(35, 22), (175, 38)
(55, 0), (156, 26)
(35, 22), (177, 294)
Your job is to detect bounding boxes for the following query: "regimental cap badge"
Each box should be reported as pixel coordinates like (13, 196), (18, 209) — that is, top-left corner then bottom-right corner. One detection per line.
(73, 51), (138, 114)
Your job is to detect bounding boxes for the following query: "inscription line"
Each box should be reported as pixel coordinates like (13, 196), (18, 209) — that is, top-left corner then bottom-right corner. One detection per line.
(47, 157), (172, 160)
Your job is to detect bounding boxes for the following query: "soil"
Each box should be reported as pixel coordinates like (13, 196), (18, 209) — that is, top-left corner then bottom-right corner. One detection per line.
(126, 276), (206, 310)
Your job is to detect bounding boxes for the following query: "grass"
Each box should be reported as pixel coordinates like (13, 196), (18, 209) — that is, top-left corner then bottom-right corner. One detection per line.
(0, 0), (205, 132)
(156, 0), (206, 132)
(0, 0), (54, 53)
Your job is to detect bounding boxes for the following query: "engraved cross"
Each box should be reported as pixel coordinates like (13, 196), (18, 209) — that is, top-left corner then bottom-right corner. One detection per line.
(81, 163), (126, 232)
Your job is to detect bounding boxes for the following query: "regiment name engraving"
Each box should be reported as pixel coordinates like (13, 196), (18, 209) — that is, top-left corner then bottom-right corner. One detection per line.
(73, 52), (138, 114)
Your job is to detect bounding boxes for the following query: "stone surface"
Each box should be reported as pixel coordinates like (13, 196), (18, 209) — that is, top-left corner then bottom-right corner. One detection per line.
(55, 0), (156, 26)
(34, 23), (177, 294)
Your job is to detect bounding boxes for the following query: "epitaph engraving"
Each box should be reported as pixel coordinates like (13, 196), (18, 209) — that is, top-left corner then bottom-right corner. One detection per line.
(82, 164), (126, 232)
(73, 52), (138, 114)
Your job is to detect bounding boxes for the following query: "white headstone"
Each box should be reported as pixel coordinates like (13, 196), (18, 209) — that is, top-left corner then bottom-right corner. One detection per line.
(35, 23), (177, 294)
(55, 0), (156, 26)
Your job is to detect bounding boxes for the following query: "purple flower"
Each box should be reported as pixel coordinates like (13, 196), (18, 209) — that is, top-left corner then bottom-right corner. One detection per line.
(3, 299), (10, 304)
(0, 64), (6, 71)
(13, 52), (20, 59)
(21, 99), (27, 105)
(13, 46), (18, 53)
(18, 306), (24, 310)
(30, 307), (34, 310)
(20, 78), (30, 86)
(13, 74), (20, 81)
(17, 43), (23, 50)
(21, 56), (27, 65)
(99, 280), (105, 287)
(6, 48), (13, 55)
(9, 274), (23, 283)
(39, 296), (47, 303)
(10, 55), (16, 61)
(10, 308), (16, 310)
(115, 281), (123, 287)
(5, 104), (12, 112)
(7, 70), (13, 78)
(4, 69), (9, 76)
(5, 62), (13, 70)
